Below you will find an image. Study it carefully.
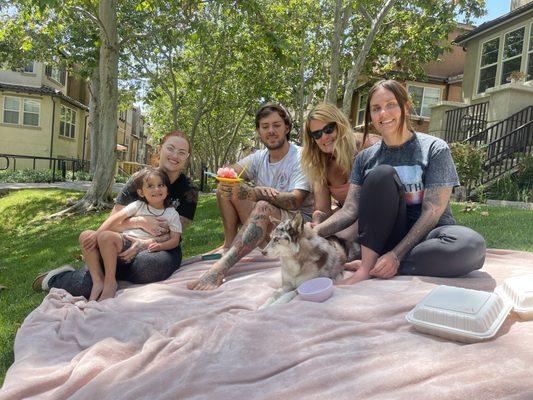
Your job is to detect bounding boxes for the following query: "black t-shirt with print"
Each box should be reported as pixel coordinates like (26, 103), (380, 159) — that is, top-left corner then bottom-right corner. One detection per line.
(115, 173), (198, 221)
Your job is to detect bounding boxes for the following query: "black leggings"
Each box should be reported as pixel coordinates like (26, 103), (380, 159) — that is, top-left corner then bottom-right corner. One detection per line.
(358, 165), (486, 277)
(49, 246), (182, 299)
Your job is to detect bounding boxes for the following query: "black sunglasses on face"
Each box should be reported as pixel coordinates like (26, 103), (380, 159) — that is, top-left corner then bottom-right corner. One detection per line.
(309, 121), (336, 140)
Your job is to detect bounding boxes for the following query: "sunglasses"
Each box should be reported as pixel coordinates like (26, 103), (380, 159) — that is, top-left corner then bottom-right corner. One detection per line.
(309, 121), (336, 140)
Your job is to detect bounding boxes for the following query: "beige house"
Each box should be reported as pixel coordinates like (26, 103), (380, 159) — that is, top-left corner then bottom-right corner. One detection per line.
(0, 62), (89, 169)
(430, 0), (533, 140)
(1, 61), (152, 175)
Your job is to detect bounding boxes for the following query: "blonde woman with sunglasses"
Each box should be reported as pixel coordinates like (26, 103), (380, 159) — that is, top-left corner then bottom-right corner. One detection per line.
(301, 102), (380, 258)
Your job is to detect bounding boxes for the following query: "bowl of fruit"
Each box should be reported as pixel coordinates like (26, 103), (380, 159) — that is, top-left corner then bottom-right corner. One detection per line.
(215, 167), (242, 183)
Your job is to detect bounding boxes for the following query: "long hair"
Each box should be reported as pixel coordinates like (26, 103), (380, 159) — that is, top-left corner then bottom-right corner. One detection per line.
(255, 102), (292, 141)
(301, 102), (357, 185)
(150, 130), (190, 166)
(131, 166), (173, 208)
(363, 79), (413, 146)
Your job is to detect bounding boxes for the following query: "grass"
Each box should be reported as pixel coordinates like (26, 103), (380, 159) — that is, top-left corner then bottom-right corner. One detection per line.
(0, 190), (532, 384)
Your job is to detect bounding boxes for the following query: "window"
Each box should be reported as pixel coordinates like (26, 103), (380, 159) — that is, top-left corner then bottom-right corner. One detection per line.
(500, 27), (525, 84)
(3, 97), (20, 124)
(23, 62), (34, 73)
(23, 100), (40, 126)
(45, 65), (66, 85)
(407, 85), (441, 118)
(2, 96), (40, 126)
(526, 23), (533, 81)
(60, 106), (76, 138)
(356, 92), (368, 125)
(478, 37), (500, 93)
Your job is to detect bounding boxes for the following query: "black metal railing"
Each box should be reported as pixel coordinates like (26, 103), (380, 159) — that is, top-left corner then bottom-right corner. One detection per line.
(466, 105), (533, 147)
(0, 153), (89, 182)
(445, 101), (489, 143)
(478, 121), (533, 186)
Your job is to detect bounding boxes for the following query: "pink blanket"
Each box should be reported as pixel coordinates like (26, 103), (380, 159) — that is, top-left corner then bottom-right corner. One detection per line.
(2, 249), (533, 400)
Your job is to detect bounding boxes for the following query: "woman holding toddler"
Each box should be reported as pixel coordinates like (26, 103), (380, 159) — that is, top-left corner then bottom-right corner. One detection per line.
(32, 131), (198, 300)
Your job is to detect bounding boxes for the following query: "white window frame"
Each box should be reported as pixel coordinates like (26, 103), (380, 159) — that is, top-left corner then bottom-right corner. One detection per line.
(356, 92), (368, 126)
(59, 105), (76, 138)
(477, 36), (501, 94)
(2, 96), (40, 126)
(406, 84), (441, 119)
(23, 99), (40, 126)
(500, 26), (526, 85)
(527, 22), (533, 82)
(2, 96), (20, 125)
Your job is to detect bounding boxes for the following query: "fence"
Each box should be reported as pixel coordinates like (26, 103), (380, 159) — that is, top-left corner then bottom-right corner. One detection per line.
(0, 153), (89, 182)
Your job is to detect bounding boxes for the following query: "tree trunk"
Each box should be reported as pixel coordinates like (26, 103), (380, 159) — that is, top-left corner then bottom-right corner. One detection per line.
(341, 0), (394, 117)
(88, 66), (100, 175)
(325, 1), (351, 104)
(50, 0), (119, 217)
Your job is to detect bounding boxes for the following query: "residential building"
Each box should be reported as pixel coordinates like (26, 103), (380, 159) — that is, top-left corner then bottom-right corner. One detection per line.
(429, 0), (533, 189)
(430, 0), (533, 139)
(1, 61), (151, 174)
(350, 23), (473, 133)
(0, 61), (89, 169)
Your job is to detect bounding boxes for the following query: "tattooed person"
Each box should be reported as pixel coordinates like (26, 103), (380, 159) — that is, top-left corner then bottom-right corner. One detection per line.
(188, 103), (313, 290)
(314, 80), (486, 285)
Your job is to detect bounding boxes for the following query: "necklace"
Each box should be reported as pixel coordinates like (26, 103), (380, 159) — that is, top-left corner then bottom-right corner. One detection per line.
(147, 204), (165, 217)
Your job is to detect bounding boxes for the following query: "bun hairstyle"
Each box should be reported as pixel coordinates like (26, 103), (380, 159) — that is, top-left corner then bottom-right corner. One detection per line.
(150, 130), (190, 166)
(132, 166), (173, 208)
(363, 79), (413, 146)
(255, 102), (292, 141)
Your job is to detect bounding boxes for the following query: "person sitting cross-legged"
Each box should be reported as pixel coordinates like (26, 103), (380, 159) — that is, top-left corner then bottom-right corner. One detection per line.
(187, 102), (314, 291)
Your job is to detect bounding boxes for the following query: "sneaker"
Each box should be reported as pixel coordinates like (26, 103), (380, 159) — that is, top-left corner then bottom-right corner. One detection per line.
(32, 265), (75, 292)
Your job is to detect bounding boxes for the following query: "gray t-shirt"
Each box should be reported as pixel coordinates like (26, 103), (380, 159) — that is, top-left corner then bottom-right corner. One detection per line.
(238, 143), (313, 219)
(350, 132), (459, 226)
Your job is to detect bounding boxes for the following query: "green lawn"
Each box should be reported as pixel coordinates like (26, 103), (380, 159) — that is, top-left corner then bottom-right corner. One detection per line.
(0, 189), (532, 384)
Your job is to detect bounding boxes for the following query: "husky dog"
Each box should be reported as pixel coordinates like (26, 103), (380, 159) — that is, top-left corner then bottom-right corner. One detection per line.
(259, 212), (346, 309)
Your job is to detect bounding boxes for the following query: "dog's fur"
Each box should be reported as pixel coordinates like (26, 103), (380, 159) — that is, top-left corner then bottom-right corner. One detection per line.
(259, 212), (346, 309)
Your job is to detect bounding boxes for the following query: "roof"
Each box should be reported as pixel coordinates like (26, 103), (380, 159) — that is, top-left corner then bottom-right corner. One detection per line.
(455, 2), (533, 45)
(0, 83), (89, 111)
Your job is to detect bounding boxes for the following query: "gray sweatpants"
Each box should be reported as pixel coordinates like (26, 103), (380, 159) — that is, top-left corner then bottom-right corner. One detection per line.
(49, 246), (182, 299)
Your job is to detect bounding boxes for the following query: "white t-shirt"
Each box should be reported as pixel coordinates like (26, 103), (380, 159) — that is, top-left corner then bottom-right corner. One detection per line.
(238, 143), (313, 219)
(122, 200), (182, 239)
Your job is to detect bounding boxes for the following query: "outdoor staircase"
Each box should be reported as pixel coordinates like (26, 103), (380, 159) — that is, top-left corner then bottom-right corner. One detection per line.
(444, 105), (533, 197)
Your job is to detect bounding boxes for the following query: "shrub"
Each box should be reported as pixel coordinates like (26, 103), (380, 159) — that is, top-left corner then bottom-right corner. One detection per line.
(0, 169), (65, 183)
(450, 142), (485, 189)
(485, 155), (533, 202)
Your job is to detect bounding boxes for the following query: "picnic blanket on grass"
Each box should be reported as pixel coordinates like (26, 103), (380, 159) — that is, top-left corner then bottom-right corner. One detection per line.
(2, 249), (533, 400)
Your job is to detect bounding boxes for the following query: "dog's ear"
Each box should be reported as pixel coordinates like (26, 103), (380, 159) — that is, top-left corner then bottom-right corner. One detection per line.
(290, 212), (303, 233)
(269, 215), (281, 225)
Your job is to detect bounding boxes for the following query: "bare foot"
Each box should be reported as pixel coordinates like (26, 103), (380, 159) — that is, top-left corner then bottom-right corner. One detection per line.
(187, 266), (226, 291)
(99, 280), (118, 300)
(89, 279), (104, 301)
(344, 259), (362, 271)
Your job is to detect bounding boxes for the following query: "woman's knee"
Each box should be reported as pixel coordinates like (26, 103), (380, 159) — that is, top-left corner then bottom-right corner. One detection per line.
(79, 230), (96, 243)
(97, 231), (120, 247)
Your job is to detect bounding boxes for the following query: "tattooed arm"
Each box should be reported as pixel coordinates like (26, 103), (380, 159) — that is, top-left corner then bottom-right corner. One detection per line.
(314, 184), (361, 238)
(224, 181), (307, 211)
(370, 186), (453, 278)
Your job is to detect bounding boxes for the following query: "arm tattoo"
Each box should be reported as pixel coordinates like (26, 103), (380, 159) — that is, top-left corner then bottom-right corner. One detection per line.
(254, 189), (301, 210)
(393, 186), (453, 260)
(316, 184), (361, 237)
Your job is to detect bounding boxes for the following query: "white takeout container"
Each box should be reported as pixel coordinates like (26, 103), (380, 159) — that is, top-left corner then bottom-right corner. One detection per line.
(406, 275), (533, 343)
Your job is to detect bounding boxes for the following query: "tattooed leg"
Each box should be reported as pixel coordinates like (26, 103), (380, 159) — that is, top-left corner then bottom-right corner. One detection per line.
(188, 201), (280, 291)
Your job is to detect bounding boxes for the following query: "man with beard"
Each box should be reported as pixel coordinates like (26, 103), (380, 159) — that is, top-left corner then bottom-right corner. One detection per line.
(188, 103), (313, 290)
